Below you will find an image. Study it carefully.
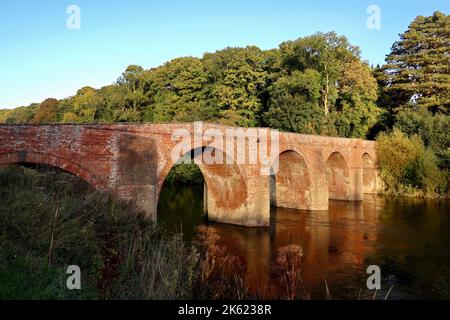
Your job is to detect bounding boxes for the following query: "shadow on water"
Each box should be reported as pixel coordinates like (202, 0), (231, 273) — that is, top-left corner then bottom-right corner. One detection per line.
(157, 182), (450, 299)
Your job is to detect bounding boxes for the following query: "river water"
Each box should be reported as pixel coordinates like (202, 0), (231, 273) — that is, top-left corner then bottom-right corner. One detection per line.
(158, 183), (450, 300)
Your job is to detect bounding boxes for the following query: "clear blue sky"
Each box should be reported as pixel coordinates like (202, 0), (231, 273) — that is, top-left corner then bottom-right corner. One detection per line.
(0, 0), (448, 109)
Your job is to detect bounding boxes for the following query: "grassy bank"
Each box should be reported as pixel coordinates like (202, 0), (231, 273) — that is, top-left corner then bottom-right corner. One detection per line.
(0, 165), (198, 299)
(0, 165), (304, 300)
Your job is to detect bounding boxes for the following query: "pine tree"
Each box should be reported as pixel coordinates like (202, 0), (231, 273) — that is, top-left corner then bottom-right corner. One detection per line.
(382, 11), (450, 114)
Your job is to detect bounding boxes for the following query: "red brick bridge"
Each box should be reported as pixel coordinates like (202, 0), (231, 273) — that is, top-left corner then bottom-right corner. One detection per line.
(0, 123), (381, 227)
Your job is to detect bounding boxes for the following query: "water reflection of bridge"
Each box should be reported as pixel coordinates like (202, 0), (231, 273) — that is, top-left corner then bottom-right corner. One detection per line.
(214, 196), (384, 298)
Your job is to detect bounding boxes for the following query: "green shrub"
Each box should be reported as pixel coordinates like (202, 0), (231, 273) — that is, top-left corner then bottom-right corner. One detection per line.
(376, 129), (448, 196)
(396, 108), (450, 172)
(396, 108), (450, 151)
(403, 148), (448, 194)
(376, 129), (421, 192)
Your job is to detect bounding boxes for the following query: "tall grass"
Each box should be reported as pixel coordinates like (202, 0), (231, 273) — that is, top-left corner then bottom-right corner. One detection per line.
(276, 245), (303, 300)
(0, 165), (197, 299)
(0, 165), (307, 300)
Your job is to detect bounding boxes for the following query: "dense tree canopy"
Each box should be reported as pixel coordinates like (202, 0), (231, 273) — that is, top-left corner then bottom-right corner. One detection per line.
(264, 32), (380, 137)
(32, 98), (59, 124)
(0, 32), (381, 139)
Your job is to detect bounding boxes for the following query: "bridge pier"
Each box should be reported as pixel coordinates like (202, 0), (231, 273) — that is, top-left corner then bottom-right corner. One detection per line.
(205, 166), (270, 227)
(348, 167), (364, 201)
(116, 184), (157, 221)
(307, 154), (330, 210)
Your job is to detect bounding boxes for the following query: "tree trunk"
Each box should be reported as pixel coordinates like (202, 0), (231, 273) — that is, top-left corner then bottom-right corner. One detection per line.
(323, 73), (329, 116)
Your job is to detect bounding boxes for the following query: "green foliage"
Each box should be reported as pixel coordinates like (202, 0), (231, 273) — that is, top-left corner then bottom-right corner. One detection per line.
(376, 129), (448, 196)
(264, 69), (328, 134)
(147, 57), (210, 123)
(372, 12), (450, 193)
(2, 16), (447, 187)
(0, 109), (12, 122)
(0, 166), (275, 300)
(264, 32), (380, 137)
(381, 11), (449, 113)
(1, 104), (38, 124)
(165, 163), (204, 185)
(402, 149), (448, 194)
(204, 46), (272, 127)
(395, 107), (450, 172)
(395, 108), (450, 151)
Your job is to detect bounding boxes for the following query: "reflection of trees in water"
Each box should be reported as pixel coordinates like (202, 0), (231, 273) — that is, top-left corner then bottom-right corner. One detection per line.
(265, 199), (381, 299)
(157, 183), (205, 240)
(365, 197), (450, 299)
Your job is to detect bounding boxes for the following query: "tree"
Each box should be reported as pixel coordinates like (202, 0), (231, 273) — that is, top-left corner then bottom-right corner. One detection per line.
(279, 32), (359, 115)
(266, 32), (379, 137)
(146, 57), (210, 122)
(382, 11), (450, 114)
(117, 65), (145, 91)
(96, 84), (128, 122)
(67, 87), (104, 123)
(4, 33), (378, 140)
(1, 105), (37, 124)
(377, 128), (447, 195)
(116, 65), (149, 122)
(333, 56), (380, 138)
(263, 69), (328, 134)
(202, 47), (273, 127)
(395, 107), (450, 171)
(33, 98), (59, 124)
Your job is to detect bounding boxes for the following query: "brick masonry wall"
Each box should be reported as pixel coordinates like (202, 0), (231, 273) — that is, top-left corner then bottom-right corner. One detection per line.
(0, 123), (381, 227)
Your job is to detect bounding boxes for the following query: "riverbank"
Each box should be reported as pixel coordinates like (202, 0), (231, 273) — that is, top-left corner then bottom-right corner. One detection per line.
(379, 189), (450, 200)
(0, 166), (302, 300)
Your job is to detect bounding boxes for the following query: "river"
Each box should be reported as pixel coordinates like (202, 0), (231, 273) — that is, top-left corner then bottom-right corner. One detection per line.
(158, 183), (450, 300)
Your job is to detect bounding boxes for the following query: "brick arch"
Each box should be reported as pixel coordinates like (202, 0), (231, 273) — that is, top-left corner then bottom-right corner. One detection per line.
(326, 151), (350, 200)
(157, 147), (248, 211)
(270, 149), (313, 210)
(0, 151), (107, 190)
